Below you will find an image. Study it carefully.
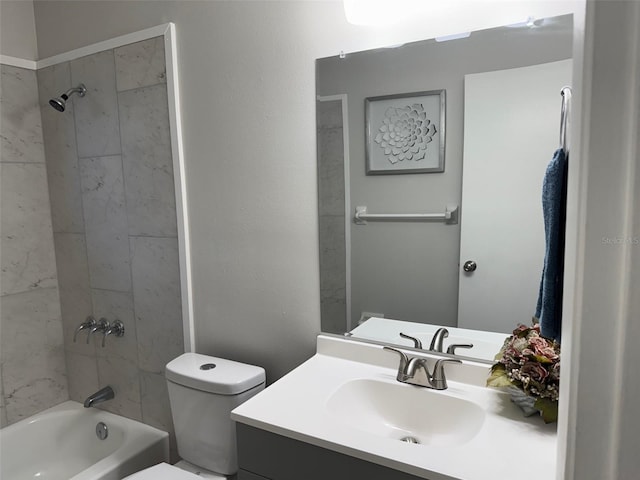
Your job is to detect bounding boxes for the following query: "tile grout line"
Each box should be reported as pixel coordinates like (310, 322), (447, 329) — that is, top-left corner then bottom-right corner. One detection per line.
(88, 286), (132, 295)
(0, 160), (47, 165)
(113, 44), (146, 422)
(43, 62), (95, 399)
(76, 154), (123, 161)
(68, 55), (101, 382)
(117, 80), (167, 95)
(0, 285), (60, 299)
(129, 234), (180, 239)
(38, 63), (76, 403)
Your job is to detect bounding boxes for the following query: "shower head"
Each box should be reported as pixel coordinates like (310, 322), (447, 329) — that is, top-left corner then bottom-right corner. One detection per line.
(49, 97), (66, 112)
(49, 83), (86, 112)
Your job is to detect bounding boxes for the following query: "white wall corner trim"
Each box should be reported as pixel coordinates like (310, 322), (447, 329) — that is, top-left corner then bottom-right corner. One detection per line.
(614, 2), (640, 477)
(0, 55), (37, 70)
(559, 1), (640, 479)
(164, 24), (195, 353)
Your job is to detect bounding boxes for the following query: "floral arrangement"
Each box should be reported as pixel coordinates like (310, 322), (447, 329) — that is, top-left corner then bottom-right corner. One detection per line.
(486, 322), (560, 423)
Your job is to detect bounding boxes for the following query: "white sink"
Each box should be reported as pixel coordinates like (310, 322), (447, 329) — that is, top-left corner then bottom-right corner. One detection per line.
(231, 335), (557, 480)
(326, 378), (485, 447)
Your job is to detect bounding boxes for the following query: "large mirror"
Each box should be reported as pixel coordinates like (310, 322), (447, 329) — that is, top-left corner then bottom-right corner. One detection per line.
(316, 14), (573, 361)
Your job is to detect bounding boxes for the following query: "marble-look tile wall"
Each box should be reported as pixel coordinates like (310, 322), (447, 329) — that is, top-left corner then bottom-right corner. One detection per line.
(37, 36), (183, 454)
(317, 99), (347, 334)
(0, 64), (68, 427)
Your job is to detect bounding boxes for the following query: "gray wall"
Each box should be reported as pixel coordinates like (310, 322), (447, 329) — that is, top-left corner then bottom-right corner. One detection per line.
(0, 0), (38, 60)
(0, 64), (68, 426)
(36, 37), (183, 454)
(16, 2), (640, 479)
(26, 0), (576, 382)
(32, 0), (336, 382)
(317, 20), (573, 327)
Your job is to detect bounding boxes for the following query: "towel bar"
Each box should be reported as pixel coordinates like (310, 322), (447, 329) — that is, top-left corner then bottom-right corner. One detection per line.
(354, 205), (458, 225)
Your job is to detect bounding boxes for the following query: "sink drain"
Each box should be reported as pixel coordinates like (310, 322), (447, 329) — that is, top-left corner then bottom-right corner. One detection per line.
(399, 436), (420, 444)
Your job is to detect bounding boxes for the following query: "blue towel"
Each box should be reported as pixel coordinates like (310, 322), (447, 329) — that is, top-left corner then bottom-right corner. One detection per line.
(535, 148), (568, 342)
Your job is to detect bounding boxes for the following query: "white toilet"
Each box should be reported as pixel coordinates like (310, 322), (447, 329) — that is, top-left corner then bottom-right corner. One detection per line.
(125, 352), (266, 479)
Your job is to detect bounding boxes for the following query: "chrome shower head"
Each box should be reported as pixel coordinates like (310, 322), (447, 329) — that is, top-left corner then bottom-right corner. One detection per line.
(49, 83), (86, 112)
(49, 97), (66, 112)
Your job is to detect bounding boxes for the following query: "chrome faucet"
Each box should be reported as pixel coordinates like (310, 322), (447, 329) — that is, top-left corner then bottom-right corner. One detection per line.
(429, 327), (449, 352)
(101, 320), (125, 347)
(73, 316), (96, 343)
(446, 343), (474, 355)
(384, 346), (461, 390)
(86, 318), (109, 344)
(84, 386), (115, 408)
(428, 327), (475, 355)
(399, 332), (423, 349)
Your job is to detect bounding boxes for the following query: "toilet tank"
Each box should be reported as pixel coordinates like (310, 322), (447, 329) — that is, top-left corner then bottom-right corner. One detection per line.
(165, 353), (265, 475)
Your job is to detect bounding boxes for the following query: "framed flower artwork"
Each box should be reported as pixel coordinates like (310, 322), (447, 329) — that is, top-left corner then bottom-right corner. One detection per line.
(365, 90), (445, 174)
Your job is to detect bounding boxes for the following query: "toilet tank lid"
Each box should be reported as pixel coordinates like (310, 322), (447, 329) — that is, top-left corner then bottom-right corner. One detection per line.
(166, 353), (266, 395)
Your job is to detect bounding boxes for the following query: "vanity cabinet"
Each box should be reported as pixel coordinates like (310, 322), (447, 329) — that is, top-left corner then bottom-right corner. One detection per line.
(236, 424), (429, 480)
(238, 470), (270, 480)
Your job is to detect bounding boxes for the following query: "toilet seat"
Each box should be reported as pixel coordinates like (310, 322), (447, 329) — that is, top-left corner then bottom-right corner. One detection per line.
(173, 460), (227, 479)
(123, 462), (227, 480)
(123, 463), (203, 479)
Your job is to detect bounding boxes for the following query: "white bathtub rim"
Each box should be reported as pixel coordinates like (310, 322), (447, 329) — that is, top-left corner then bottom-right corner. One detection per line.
(1, 400), (168, 438)
(0, 400), (170, 480)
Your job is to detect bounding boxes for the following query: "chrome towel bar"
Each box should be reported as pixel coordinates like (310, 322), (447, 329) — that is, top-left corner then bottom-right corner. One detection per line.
(354, 205), (458, 225)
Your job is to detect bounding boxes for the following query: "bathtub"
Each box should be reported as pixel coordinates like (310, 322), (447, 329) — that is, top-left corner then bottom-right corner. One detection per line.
(0, 401), (169, 480)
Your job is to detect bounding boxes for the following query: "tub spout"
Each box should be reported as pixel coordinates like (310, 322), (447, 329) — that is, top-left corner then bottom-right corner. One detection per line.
(84, 386), (114, 408)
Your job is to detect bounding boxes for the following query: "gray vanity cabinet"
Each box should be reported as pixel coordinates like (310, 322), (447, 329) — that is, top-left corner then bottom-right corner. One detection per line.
(236, 424), (429, 480)
(238, 471), (270, 480)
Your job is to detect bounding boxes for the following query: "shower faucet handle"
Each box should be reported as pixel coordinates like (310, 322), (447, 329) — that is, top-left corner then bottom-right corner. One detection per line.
(73, 316), (97, 343)
(102, 320), (125, 347)
(87, 318), (110, 344)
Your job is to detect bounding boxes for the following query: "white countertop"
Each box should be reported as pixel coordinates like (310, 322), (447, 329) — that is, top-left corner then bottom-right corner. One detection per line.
(350, 317), (509, 362)
(231, 335), (557, 480)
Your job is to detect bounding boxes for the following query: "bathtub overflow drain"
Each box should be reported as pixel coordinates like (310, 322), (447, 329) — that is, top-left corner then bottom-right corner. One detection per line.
(400, 436), (419, 444)
(96, 422), (108, 440)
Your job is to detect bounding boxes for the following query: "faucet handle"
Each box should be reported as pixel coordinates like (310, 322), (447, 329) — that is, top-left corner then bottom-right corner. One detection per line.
(431, 358), (462, 390)
(383, 346), (410, 381)
(87, 318), (109, 344)
(73, 316), (96, 343)
(399, 332), (423, 349)
(446, 343), (474, 355)
(101, 320), (125, 347)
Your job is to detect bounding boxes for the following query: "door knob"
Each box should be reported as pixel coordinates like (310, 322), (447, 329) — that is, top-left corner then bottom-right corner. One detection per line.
(463, 260), (477, 272)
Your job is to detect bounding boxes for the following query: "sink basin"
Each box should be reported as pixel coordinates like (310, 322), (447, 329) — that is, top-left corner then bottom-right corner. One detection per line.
(326, 378), (485, 447)
(232, 336), (557, 480)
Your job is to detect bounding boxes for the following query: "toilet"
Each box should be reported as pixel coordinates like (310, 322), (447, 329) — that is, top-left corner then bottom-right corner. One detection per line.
(125, 352), (266, 479)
